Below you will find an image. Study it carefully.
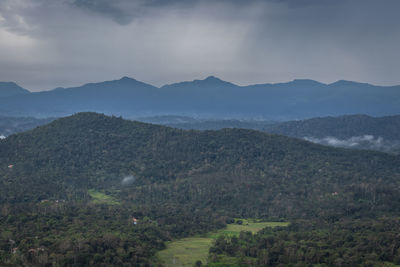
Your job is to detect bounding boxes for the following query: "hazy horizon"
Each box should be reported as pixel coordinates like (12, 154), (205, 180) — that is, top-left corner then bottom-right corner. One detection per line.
(1, 0), (399, 91)
(3, 75), (400, 93)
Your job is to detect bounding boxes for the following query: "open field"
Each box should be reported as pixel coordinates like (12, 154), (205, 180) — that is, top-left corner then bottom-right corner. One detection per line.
(87, 189), (120, 205)
(157, 220), (289, 267)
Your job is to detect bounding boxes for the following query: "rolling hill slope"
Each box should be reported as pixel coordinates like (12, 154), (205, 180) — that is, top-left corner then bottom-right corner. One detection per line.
(1, 112), (399, 220)
(142, 114), (400, 153)
(2, 113), (400, 266)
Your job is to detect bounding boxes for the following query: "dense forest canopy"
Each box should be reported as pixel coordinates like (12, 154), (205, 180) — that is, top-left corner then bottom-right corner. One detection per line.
(1, 112), (400, 266)
(1, 112), (399, 216)
(2, 114), (400, 154)
(149, 114), (400, 154)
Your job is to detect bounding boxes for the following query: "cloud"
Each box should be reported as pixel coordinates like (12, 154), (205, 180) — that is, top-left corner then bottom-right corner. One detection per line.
(70, 0), (208, 25)
(121, 175), (135, 186)
(69, 0), (337, 25)
(72, 0), (140, 25)
(0, 0), (399, 91)
(275, 0), (344, 8)
(304, 135), (400, 153)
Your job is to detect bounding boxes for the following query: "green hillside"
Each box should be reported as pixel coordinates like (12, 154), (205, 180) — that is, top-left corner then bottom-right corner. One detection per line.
(1, 113), (399, 218)
(1, 113), (400, 266)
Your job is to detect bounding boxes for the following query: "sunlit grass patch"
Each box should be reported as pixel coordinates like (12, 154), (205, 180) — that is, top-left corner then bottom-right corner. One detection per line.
(157, 237), (213, 267)
(157, 220), (289, 266)
(88, 189), (120, 205)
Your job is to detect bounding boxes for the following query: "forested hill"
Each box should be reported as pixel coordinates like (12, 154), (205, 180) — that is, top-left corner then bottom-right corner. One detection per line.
(160, 114), (400, 141)
(153, 114), (400, 153)
(267, 114), (400, 140)
(1, 112), (400, 220)
(266, 115), (400, 153)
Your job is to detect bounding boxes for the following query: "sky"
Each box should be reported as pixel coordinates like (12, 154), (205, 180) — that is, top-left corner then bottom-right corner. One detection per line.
(0, 0), (399, 91)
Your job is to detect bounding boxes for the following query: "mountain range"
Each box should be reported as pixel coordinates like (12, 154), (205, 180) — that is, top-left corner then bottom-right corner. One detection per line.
(0, 76), (399, 119)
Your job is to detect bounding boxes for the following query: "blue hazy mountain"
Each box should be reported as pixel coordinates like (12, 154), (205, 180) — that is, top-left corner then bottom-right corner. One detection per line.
(0, 77), (158, 117)
(0, 76), (399, 119)
(0, 82), (30, 98)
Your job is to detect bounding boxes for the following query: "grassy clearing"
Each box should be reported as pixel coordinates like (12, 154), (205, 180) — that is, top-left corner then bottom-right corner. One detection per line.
(87, 189), (120, 205)
(208, 220), (288, 238)
(157, 237), (213, 267)
(157, 220), (289, 267)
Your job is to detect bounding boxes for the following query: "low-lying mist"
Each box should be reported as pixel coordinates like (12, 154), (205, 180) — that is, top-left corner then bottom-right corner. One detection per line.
(121, 175), (135, 186)
(304, 135), (400, 153)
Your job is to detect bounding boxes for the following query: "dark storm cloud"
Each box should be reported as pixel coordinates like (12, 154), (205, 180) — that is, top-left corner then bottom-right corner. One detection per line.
(71, 0), (200, 24)
(73, 0), (135, 25)
(0, 0), (399, 91)
(70, 0), (338, 25)
(276, 0), (343, 8)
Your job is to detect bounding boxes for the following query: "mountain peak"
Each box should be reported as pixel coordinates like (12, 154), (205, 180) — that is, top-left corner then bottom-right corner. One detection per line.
(194, 76), (237, 87)
(329, 80), (372, 87)
(0, 82), (30, 97)
(119, 76), (137, 82)
(161, 75), (237, 90)
(290, 79), (327, 86)
(79, 76), (154, 89)
(204, 75), (221, 81)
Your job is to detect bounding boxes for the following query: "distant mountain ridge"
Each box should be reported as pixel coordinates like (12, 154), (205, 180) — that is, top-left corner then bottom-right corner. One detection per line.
(0, 82), (30, 98)
(0, 76), (399, 119)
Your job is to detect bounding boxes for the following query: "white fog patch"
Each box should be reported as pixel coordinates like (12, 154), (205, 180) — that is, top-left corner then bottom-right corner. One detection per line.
(0, 135), (6, 139)
(303, 135), (399, 153)
(121, 175), (135, 186)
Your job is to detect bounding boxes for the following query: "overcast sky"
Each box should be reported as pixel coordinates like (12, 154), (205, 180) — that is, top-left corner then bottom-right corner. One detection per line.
(0, 0), (399, 91)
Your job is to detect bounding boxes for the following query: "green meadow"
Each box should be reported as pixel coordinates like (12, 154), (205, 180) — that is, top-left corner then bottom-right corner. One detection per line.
(87, 189), (120, 205)
(157, 220), (289, 267)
